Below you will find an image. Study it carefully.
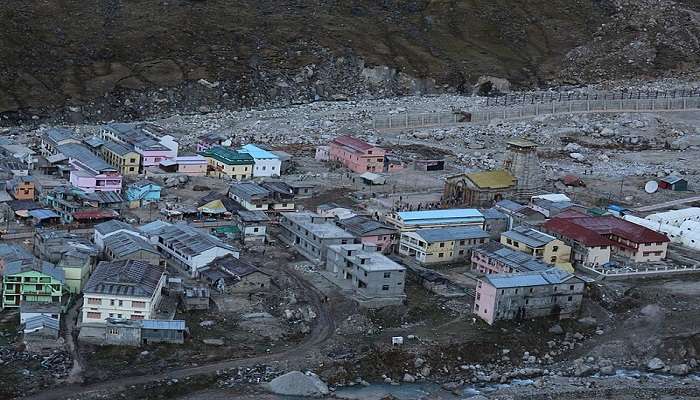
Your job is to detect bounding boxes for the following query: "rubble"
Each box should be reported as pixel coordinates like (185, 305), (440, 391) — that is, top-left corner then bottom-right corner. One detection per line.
(265, 371), (330, 397)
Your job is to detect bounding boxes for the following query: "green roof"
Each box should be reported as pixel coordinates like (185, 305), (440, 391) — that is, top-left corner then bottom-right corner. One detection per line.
(466, 170), (516, 189)
(200, 146), (254, 165)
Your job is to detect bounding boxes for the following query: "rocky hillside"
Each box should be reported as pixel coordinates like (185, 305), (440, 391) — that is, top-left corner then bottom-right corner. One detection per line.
(0, 0), (697, 122)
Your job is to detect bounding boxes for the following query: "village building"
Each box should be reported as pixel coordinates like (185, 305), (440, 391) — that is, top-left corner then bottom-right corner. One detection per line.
(20, 302), (61, 325)
(659, 176), (688, 191)
(125, 180), (162, 208)
(23, 315), (61, 348)
(288, 181), (315, 198)
(100, 141), (141, 176)
(0, 243), (34, 276)
(315, 145), (330, 162)
(0, 142), (38, 170)
(325, 243), (406, 307)
(2, 260), (65, 309)
(542, 213), (670, 265)
(158, 155), (208, 176)
(399, 227), (489, 265)
(228, 181), (295, 212)
(480, 207), (510, 240)
(100, 123), (179, 171)
(141, 320), (186, 345)
(337, 215), (398, 253)
(40, 128), (81, 157)
(93, 220), (143, 251)
(385, 208), (485, 232)
(200, 146), (254, 179)
(471, 242), (553, 275)
(500, 226), (573, 272)
(474, 267), (585, 325)
(199, 254), (271, 294)
(181, 285), (211, 311)
(197, 132), (232, 152)
(328, 135), (386, 173)
(271, 150), (294, 174)
(56, 143), (122, 193)
(150, 222), (240, 277)
(81, 260), (166, 323)
(33, 230), (98, 293)
(7, 176), (35, 200)
(279, 212), (357, 263)
(443, 170), (517, 208)
(494, 199), (546, 228)
(235, 210), (270, 244)
(103, 232), (162, 266)
(239, 144), (282, 177)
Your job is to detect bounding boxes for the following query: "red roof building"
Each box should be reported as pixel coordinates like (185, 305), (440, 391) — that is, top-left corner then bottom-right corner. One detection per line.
(328, 135), (386, 174)
(543, 215), (669, 265)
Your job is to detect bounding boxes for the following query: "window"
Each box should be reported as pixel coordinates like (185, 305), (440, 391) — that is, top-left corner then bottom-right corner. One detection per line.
(253, 227), (259, 232)
(439, 242), (445, 248)
(130, 158), (136, 163)
(382, 285), (390, 291)
(132, 301), (146, 308)
(110, 299), (115, 306)
(117, 314), (123, 318)
(459, 250), (464, 255)
(569, 285), (574, 290)
(506, 238), (512, 245)
(479, 239), (485, 244)
(476, 293), (481, 300)
(515, 289), (518, 294)
(550, 256), (557, 263)
(459, 240), (465, 246)
(87, 298), (101, 305)
(130, 314), (144, 320)
(438, 253), (444, 258)
(129, 167), (135, 172)
(262, 166), (266, 170)
(567, 296), (573, 302)
(87, 312), (101, 319)
(529, 288), (533, 293)
(552, 245), (559, 251)
(383, 272), (391, 278)
(475, 304), (480, 311)
(118, 300), (123, 307)
(109, 313), (114, 318)
(108, 328), (119, 335)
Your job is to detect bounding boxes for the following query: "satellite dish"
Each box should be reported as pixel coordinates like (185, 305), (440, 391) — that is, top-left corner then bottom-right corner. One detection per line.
(644, 181), (659, 194)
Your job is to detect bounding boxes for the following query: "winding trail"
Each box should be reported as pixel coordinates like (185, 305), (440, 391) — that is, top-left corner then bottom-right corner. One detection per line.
(25, 267), (335, 400)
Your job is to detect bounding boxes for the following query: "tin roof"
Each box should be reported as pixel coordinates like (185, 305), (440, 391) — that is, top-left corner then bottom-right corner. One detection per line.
(24, 315), (60, 333)
(57, 143), (116, 174)
(229, 181), (270, 201)
(397, 209), (484, 225)
(236, 210), (270, 223)
(28, 209), (60, 220)
(484, 267), (577, 289)
(544, 215), (669, 246)
(141, 319), (186, 331)
(474, 242), (551, 273)
(661, 176), (685, 185)
(338, 215), (396, 236)
(72, 209), (119, 220)
(466, 170), (516, 189)
(502, 226), (557, 248)
(102, 140), (135, 156)
(331, 135), (376, 153)
(157, 223), (238, 256)
(84, 260), (164, 298)
(239, 144), (280, 160)
(200, 146), (254, 165)
(95, 219), (137, 235)
(104, 232), (158, 258)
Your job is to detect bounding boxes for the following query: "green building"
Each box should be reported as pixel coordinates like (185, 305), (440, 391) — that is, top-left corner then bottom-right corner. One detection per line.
(2, 260), (65, 309)
(200, 146), (255, 179)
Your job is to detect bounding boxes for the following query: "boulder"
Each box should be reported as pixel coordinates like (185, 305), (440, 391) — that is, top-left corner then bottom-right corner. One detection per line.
(548, 324), (564, 335)
(569, 152), (586, 162)
(402, 373), (416, 383)
(265, 371), (330, 397)
(647, 358), (665, 371)
(577, 317), (597, 327)
(202, 338), (224, 346)
(670, 364), (689, 376)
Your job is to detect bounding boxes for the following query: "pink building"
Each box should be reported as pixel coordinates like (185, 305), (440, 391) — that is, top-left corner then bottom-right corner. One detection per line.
(337, 215), (398, 253)
(160, 155), (208, 176)
(329, 136), (386, 173)
(471, 242), (552, 275)
(58, 143), (123, 193)
(100, 123), (179, 171)
(474, 268), (585, 325)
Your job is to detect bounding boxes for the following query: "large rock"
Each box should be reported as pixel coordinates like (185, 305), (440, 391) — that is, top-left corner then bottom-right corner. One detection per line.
(473, 76), (511, 95)
(548, 324), (564, 335)
(670, 364), (690, 376)
(647, 357), (665, 371)
(265, 371), (329, 397)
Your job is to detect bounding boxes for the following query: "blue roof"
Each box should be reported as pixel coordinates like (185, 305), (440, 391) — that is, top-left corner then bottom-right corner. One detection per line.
(239, 144), (279, 160)
(28, 209), (60, 220)
(414, 227), (489, 243)
(480, 208), (508, 220)
(495, 200), (525, 212)
(141, 319), (186, 330)
(398, 209), (483, 225)
(484, 268), (575, 289)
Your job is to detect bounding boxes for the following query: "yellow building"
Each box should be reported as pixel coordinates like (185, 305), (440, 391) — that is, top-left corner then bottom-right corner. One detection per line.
(500, 226), (573, 272)
(101, 140), (141, 176)
(200, 146), (255, 180)
(399, 227), (490, 265)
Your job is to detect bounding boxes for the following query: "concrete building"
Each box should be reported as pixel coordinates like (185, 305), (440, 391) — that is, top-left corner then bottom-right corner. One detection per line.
(56, 143), (122, 193)
(385, 208), (485, 232)
(81, 260), (166, 323)
(100, 123), (179, 171)
(141, 320), (186, 345)
(494, 199), (547, 228)
(7, 176), (36, 200)
(125, 180), (161, 207)
(40, 128), (81, 157)
(103, 232), (162, 265)
(197, 132), (232, 152)
(20, 302), (61, 325)
(659, 176), (688, 191)
(501, 226), (572, 271)
(239, 144), (282, 177)
(158, 155), (208, 176)
(101, 141), (141, 176)
(279, 212), (356, 263)
(480, 207), (510, 240)
(200, 146), (254, 180)
(329, 135), (386, 173)
(471, 242), (552, 275)
(94, 220), (143, 251)
(235, 210), (270, 244)
(443, 170), (517, 208)
(337, 215), (398, 253)
(2, 260), (65, 309)
(502, 139), (542, 196)
(474, 268), (585, 325)
(33, 230), (98, 293)
(199, 254), (271, 294)
(543, 213), (669, 265)
(0, 142), (38, 170)
(325, 243), (406, 307)
(151, 222), (240, 277)
(0, 243), (34, 276)
(228, 181), (294, 211)
(400, 227), (489, 265)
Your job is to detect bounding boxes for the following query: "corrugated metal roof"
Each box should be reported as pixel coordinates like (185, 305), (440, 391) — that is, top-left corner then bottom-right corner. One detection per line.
(474, 242), (550, 273)
(84, 260), (164, 297)
(661, 176), (685, 185)
(338, 216), (396, 236)
(104, 232), (158, 258)
(157, 223), (238, 256)
(141, 319), (185, 330)
(331, 135), (375, 152)
(397, 209), (484, 226)
(95, 220), (136, 235)
(236, 210), (270, 222)
(28, 209), (60, 220)
(414, 227), (489, 243)
(239, 144), (280, 160)
(200, 146), (254, 165)
(57, 143), (116, 173)
(102, 140), (135, 156)
(229, 181), (270, 201)
(466, 170), (516, 189)
(24, 315), (60, 333)
(502, 226), (556, 248)
(484, 267), (576, 289)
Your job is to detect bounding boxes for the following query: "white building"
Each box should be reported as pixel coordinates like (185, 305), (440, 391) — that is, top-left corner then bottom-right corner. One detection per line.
(239, 144), (282, 177)
(93, 220), (144, 251)
(151, 222), (240, 277)
(646, 208), (700, 227)
(82, 260), (166, 323)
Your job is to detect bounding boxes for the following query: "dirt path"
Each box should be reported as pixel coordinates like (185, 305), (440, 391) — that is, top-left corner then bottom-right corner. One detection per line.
(63, 297), (85, 384)
(25, 266), (336, 400)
